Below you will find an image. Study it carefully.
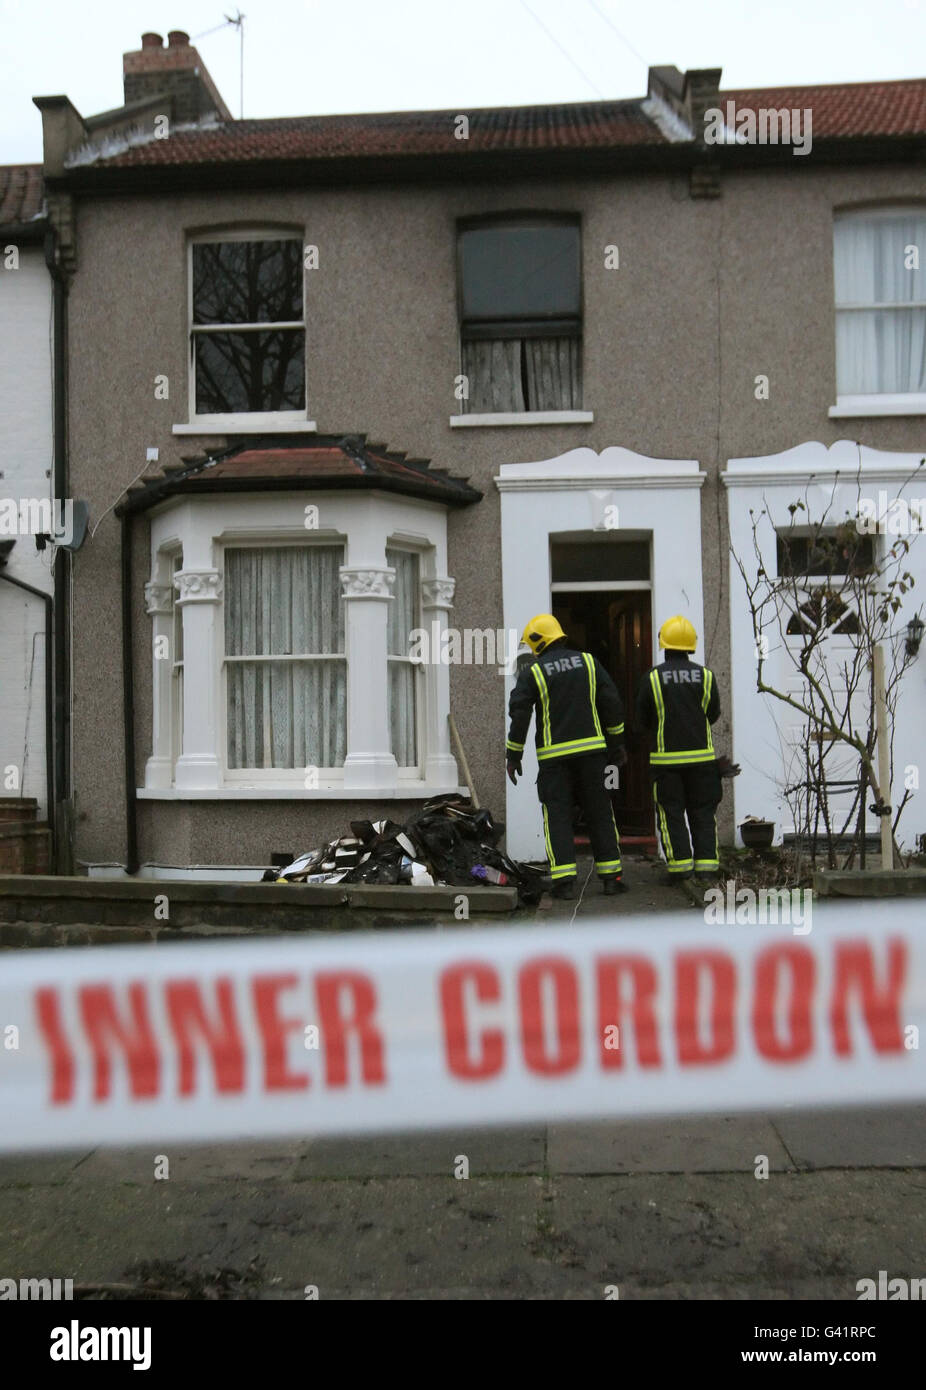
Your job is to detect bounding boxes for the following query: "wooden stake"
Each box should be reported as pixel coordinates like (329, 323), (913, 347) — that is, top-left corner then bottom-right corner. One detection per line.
(448, 712), (480, 809)
(873, 643), (893, 870)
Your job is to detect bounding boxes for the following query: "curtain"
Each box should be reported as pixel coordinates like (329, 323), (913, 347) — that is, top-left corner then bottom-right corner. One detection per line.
(225, 546), (345, 769)
(462, 337), (581, 411)
(834, 213), (926, 394)
(462, 339), (524, 413)
(524, 336), (581, 410)
(387, 548), (418, 768)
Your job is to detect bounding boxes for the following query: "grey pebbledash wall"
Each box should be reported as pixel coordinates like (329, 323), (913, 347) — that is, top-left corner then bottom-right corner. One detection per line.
(66, 160), (926, 867)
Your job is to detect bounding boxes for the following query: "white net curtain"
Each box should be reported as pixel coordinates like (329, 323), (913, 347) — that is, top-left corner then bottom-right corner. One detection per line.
(225, 546), (346, 769)
(835, 211), (926, 395)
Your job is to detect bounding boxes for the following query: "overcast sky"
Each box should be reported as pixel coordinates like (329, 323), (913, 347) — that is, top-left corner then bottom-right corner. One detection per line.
(2, 0), (924, 164)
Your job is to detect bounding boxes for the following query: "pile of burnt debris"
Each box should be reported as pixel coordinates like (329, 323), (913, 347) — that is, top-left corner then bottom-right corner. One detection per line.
(260, 794), (547, 904)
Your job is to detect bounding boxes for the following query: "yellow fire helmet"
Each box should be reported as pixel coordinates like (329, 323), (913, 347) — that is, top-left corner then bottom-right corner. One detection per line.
(521, 613), (566, 655)
(658, 615), (697, 652)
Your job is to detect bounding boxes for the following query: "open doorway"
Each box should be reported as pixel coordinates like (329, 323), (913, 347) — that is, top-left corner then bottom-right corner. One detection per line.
(550, 535), (654, 843)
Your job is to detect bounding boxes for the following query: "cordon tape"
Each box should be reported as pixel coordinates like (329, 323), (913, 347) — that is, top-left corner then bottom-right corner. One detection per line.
(0, 901), (923, 1152)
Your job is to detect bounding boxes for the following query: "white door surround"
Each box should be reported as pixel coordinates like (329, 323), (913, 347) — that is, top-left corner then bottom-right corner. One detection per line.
(723, 439), (926, 847)
(497, 446), (707, 861)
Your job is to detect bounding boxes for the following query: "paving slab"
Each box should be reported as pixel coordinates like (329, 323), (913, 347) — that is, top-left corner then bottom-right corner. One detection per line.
(770, 1104), (926, 1170)
(293, 1126), (545, 1179)
(65, 1141), (307, 1183)
(544, 1170), (926, 1300)
(547, 1115), (791, 1174)
(0, 1149), (95, 1186)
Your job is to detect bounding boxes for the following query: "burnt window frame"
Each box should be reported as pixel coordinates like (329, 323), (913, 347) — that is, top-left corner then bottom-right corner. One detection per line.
(187, 228), (308, 427)
(456, 212), (584, 413)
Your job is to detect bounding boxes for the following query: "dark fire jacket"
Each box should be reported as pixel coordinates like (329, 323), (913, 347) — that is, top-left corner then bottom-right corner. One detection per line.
(635, 652), (720, 766)
(506, 643), (625, 763)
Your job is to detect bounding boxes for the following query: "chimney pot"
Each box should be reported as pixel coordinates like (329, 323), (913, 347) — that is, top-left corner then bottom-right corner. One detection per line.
(141, 32), (164, 49)
(167, 30), (190, 47)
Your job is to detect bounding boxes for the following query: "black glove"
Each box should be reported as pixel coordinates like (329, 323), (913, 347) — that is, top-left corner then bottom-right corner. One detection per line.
(607, 741), (628, 768)
(506, 755), (522, 785)
(716, 755), (741, 779)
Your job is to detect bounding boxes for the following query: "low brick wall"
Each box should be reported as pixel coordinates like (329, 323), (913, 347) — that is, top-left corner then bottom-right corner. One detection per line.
(0, 875), (518, 945)
(0, 825), (51, 875)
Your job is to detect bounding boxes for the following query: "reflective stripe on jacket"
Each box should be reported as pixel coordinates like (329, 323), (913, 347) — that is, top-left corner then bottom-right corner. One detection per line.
(635, 655), (720, 766)
(506, 644), (625, 763)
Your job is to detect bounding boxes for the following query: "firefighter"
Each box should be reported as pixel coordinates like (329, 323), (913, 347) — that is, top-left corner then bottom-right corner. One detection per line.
(506, 613), (627, 899)
(635, 615), (722, 885)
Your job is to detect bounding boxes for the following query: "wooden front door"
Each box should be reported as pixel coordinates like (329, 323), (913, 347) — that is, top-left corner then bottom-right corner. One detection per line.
(552, 589), (654, 841)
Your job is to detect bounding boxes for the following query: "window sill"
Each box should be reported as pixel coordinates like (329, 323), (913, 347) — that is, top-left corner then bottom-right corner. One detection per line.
(828, 394), (926, 418)
(173, 417), (319, 435)
(137, 785), (468, 801)
(449, 410), (594, 428)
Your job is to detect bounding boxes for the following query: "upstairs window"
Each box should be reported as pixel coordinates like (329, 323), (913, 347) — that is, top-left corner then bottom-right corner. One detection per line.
(834, 208), (926, 398)
(458, 217), (582, 413)
(190, 233), (305, 419)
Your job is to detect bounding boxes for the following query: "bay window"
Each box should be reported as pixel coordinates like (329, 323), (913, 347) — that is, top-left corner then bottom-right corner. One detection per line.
(142, 491), (459, 798)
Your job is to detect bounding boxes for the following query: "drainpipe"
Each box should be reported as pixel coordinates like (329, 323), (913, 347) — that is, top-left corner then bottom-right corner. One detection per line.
(121, 512), (139, 874)
(44, 227), (70, 872)
(0, 569), (54, 840)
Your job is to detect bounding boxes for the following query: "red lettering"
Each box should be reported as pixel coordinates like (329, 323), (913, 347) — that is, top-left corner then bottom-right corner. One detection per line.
(35, 988), (74, 1104)
(675, 951), (735, 1065)
(252, 975), (309, 1091)
(596, 956), (661, 1069)
(440, 963), (504, 1080)
(830, 939), (906, 1056)
(519, 956), (580, 1076)
(752, 945), (814, 1062)
(164, 979), (245, 1095)
(79, 984), (159, 1100)
(315, 972), (385, 1086)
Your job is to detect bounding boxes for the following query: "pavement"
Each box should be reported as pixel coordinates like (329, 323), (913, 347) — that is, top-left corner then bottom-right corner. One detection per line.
(1, 1105), (923, 1300)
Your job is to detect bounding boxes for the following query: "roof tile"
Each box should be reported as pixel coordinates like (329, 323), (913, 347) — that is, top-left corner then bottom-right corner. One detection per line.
(0, 164), (44, 228)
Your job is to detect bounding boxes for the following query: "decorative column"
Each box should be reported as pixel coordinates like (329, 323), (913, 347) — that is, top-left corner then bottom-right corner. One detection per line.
(173, 568), (223, 790)
(340, 566), (398, 790)
(421, 576), (459, 788)
(143, 576), (175, 789)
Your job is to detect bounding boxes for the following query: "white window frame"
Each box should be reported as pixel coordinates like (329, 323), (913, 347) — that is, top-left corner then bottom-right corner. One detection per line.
(170, 551), (184, 767)
(386, 542), (425, 778)
(178, 228), (317, 435)
(830, 205), (926, 418)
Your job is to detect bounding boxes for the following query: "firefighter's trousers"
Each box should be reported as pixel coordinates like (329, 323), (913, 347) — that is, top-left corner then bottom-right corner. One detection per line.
(537, 752), (622, 883)
(652, 762), (721, 875)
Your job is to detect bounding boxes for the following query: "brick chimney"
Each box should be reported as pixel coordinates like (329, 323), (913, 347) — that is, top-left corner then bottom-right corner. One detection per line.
(123, 29), (233, 122)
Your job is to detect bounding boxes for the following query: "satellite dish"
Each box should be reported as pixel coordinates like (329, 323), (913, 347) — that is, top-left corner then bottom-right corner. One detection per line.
(36, 500), (90, 553)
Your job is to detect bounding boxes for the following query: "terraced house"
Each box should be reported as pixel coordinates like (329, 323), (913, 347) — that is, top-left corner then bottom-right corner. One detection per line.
(27, 29), (926, 874)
